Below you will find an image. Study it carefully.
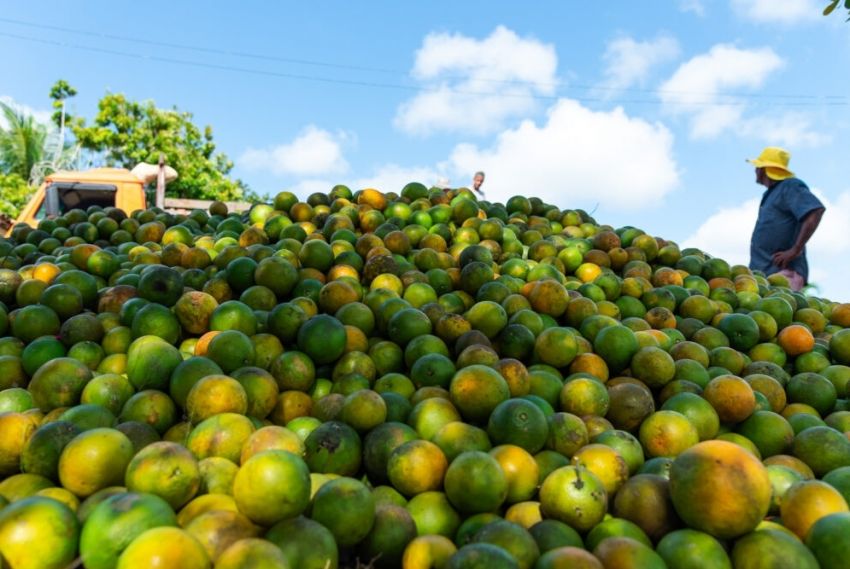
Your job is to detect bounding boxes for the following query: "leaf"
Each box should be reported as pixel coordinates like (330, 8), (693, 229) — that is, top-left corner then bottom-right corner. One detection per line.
(824, 0), (839, 14)
(845, 0), (850, 8)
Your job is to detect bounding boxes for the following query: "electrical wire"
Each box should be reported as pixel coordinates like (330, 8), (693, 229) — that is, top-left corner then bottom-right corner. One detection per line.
(0, 16), (838, 102)
(0, 22), (845, 108)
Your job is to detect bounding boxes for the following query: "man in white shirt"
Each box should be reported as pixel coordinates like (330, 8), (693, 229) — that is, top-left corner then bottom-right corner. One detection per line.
(472, 171), (485, 198)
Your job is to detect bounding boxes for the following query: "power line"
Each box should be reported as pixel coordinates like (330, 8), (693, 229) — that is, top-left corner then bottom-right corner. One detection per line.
(1, 15), (846, 103)
(0, 28), (845, 108)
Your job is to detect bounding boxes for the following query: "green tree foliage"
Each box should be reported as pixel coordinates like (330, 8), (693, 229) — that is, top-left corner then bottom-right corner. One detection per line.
(71, 93), (248, 201)
(49, 80), (78, 129)
(823, 0), (850, 19)
(0, 173), (34, 218)
(0, 102), (48, 181)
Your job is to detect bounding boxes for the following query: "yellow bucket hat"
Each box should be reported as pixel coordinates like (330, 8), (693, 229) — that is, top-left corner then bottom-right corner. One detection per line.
(747, 146), (794, 181)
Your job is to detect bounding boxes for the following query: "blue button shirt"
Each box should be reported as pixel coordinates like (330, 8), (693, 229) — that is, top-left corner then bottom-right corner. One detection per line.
(749, 177), (824, 282)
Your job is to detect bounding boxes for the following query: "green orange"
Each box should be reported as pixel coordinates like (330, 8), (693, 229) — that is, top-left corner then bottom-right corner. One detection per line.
(80, 492), (179, 569)
(310, 476), (375, 547)
(0, 496), (80, 569)
(539, 466), (607, 532)
(233, 450), (311, 526)
(125, 441), (200, 509)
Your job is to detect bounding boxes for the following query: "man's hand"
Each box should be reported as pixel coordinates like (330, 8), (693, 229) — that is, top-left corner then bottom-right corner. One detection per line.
(772, 247), (800, 269)
(771, 207), (825, 270)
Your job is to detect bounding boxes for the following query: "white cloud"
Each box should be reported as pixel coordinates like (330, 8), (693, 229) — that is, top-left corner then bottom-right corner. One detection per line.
(681, 197), (760, 265)
(444, 98), (679, 211)
(680, 0), (706, 15)
(738, 111), (830, 148)
(731, 0), (820, 24)
(394, 26), (558, 136)
(0, 96), (53, 130)
(660, 44), (784, 138)
(682, 188), (850, 301)
(238, 125), (350, 177)
(602, 35), (681, 92)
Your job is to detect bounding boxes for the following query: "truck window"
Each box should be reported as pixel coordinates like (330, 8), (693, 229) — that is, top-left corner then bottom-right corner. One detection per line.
(40, 183), (118, 217)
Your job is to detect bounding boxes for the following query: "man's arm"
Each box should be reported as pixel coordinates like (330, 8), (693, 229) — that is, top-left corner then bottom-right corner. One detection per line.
(772, 207), (825, 269)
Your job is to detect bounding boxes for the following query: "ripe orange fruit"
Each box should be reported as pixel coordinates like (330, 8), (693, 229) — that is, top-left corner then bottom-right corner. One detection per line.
(630, 346), (676, 389)
(829, 303), (850, 327)
(387, 440), (448, 497)
(568, 352), (609, 382)
(669, 440), (771, 539)
(116, 526), (210, 569)
(781, 480), (849, 539)
(702, 374), (756, 424)
(187, 413), (256, 465)
(0, 412), (39, 477)
(638, 410), (699, 458)
(745, 374), (787, 413)
(431, 421), (491, 462)
(186, 375), (249, 424)
(402, 535), (458, 569)
(489, 445), (540, 504)
(449, 364), (510, 424)
(58, 428), (134, 498)
(341, 389), (388, 433)
(125, 441), (201, 510)
(239, 425), (304, 465)
(533, 327), (578, 368)
(778, 324), (815, 357)
(177, 494), (239, 527)
(559, 377), (610, 418)
(571, 443), (629, 495)
(193, 331), (220, 357)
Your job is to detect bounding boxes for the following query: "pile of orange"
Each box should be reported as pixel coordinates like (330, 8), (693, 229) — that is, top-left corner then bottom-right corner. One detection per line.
(1, 182), (850, 568)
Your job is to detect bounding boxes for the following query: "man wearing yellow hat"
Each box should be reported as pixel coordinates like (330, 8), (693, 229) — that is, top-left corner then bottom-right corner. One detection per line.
(747, 146), (825, 291)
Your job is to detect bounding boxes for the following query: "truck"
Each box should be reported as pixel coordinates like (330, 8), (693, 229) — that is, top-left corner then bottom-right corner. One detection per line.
(3, 166), (250, 236)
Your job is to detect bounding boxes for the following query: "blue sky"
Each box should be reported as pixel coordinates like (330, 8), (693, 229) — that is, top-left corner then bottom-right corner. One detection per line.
(2, 1), (849, 299)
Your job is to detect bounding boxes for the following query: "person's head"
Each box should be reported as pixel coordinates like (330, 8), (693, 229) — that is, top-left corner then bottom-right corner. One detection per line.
(754, 167), (772, 187)
(747, 147), (794, 188)
(473, 171), (485, 190)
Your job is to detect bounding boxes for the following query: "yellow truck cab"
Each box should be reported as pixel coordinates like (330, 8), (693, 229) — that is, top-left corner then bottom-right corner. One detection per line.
(12, 168), (147, 232)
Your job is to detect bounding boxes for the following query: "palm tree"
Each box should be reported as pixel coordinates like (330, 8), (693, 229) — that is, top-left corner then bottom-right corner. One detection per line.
(0, 101), (48, 181)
